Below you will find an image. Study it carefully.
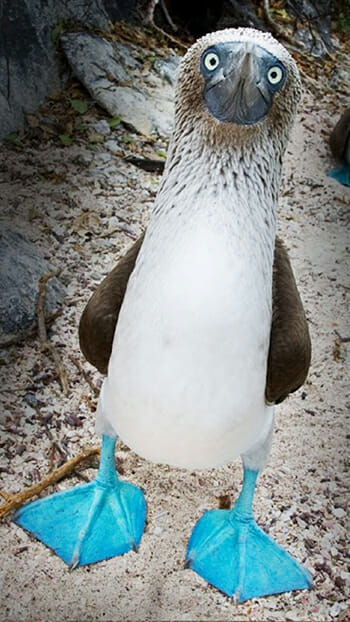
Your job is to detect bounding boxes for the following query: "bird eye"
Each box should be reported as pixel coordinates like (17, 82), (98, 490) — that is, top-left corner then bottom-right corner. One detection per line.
(267, 66), (284, 85)
(203, 52), (220, 72)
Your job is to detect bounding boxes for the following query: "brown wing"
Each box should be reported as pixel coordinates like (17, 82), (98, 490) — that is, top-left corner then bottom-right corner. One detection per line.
(79, 233), (145, 375)
(265, 237), (311, 405)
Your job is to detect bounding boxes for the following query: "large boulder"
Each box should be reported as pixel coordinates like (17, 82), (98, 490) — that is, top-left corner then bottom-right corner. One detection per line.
(61, 32), (178, 137)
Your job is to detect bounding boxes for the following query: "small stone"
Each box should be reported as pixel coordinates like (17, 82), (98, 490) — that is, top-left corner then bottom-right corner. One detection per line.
(218, 494), (231, 509)
(333, 507), (346, 518)
(108, 216), (120, 229)
(329, 603), (342, 618)
(95, 152), (112, 163)
(23, 393), (38, 408)
(105, 139), (122, 153)
(334, 575), (345, 588)
(0, 349), (9, 365)
(15, 444), (26, 456)
(65, 414), (83, 427)
(92, 120), (111, 135)
(333, 496), (348, 510)
(76, 152), (94, 165)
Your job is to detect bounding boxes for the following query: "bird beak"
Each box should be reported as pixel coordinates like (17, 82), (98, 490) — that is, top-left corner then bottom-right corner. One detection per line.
(203, 42), (278, 126)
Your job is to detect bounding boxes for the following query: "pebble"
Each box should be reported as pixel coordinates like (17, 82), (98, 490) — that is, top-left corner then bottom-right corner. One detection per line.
(95, 152), (113, 164)
(105, 139), (122, 153)
(92, 120), (111, 135)
(332, 507), (346, 518)
(329, 602), (343, 618)
(334, 496), (348, 509)
(23, 393), (38, 408)
(75, 151), (93, 165)
(0, 349), (10, 364)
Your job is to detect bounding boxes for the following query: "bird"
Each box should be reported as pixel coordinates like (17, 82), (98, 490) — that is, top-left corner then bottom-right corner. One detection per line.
(328, 108), (350, 186)
(15, 27), (312, 602)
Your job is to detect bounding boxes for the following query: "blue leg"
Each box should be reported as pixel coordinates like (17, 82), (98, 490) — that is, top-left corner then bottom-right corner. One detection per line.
(186, 468), (312, 602)
(14, 435), (146, 567)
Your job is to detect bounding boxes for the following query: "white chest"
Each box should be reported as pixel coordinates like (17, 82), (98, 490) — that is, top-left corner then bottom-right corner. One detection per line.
(99, 186), (276, 468)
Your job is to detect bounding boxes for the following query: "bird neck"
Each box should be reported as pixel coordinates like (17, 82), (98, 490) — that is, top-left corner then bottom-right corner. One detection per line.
(156, 120), (285, 223)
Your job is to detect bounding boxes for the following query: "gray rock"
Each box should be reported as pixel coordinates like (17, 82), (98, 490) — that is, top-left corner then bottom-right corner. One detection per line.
(0, 0), (137, 139)
(61, 33), (129, 86)
(61, 33), (179, 137)
(154, 56), (179, 85)
(105, 138), (123, 152)
(95, 152), (113, 163)
(0, 1), (60, 139)
(100, 86), (153, 136)
(0, 229), (66, 346)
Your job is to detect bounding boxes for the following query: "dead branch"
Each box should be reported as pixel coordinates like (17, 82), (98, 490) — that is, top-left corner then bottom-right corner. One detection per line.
(36, 271), (69, 396)
(99, 226), (138, 240)
(69, 354), (100, 397)
(264, 0), (334, 62)
(0, 446), (100, 519)
(263, 0), (302, 48)
(160, 0), (178, 32)
(334, 329), (350, 343)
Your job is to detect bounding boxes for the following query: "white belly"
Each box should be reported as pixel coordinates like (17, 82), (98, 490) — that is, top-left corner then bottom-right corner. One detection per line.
(98, 208), (274, 469)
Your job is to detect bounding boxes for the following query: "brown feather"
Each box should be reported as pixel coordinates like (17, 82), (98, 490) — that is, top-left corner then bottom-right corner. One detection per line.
(265, 237), (311, 404)
(79, 234), (145, 375)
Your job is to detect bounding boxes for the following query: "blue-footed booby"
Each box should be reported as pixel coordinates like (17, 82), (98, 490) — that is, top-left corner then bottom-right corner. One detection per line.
(15, 27), (312, 602)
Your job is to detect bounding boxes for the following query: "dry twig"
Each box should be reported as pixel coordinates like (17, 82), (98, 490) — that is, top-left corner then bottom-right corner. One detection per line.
(37, 271), (69, 396)
(69, 354), (100, 397)
(334, 329), (350, 343)
(0, 446), (100, 519)
(150, 23), (187, 50)
(99, 226), (138, 240)
(160, 0), (178, 32)
(263, 0), (334, 62)
(263, 0), (297, 47)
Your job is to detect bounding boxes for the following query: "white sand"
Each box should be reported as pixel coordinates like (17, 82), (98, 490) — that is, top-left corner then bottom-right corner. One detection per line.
(0, 78), (349, 620)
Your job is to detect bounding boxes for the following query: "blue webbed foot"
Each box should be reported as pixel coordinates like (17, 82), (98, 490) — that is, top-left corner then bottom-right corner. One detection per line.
(14, 436), (146, 567)
(327, 166), (350, 186)
(186, 508), (312, 601)
(15, 478), (146, 567)
(186, 469), (312, 602)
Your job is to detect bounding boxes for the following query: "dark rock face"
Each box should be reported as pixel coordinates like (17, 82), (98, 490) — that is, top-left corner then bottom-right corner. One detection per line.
(0, 228), (66, 346)
(0, 0), (137, 139)
(0, 1), (60, 138)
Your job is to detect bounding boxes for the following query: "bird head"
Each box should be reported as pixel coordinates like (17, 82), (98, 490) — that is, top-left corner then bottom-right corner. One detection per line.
(175, 28), (301, 146)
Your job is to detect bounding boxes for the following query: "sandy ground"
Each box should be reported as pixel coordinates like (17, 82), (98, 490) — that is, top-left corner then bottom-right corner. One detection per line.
(0, 54), (349, 621)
